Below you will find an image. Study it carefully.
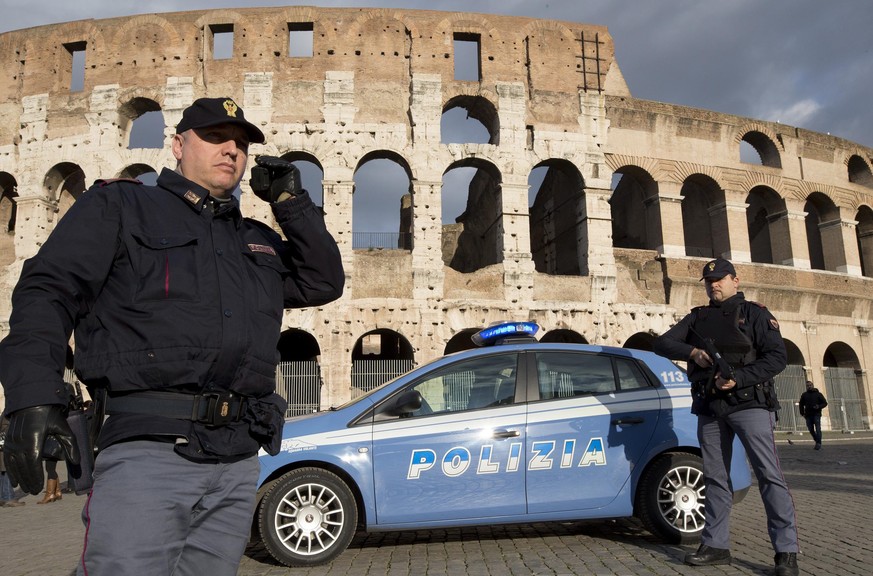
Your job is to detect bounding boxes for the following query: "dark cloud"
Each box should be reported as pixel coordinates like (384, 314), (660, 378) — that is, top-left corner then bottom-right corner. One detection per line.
(1, 0), (871, 147)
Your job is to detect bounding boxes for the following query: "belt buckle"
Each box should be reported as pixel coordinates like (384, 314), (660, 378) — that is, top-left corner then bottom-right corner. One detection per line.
(197, 392), (235, 426)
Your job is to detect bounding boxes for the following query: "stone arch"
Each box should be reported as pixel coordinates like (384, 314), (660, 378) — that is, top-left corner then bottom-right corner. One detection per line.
(277, 328), (322, 361)
(736, 124), (783, 168)
(350, 327), (415, 396)
(346, 8), (421, 40)
(540, 328), (587, 344)
(746, 185), (786, 264)
(804, 191), (841, 271)
(119, 164), (158, 185)
(443, 157), (503, 273)
(278, 151), (325, 206)
(783, 338), (805, 366)
(623, 331), (655, 351)
(44, 163), (86, 221)
(846, 153), (873, 189)
(609, 165), (659, 250)
(821, 341), (866, 430)
(680, 173), (726, 258)
(114, 14), (183, 47)
(856, 204), (873, 277)
(353, 150), (414, 250)
(529, 158), (586, 275)
(442, 94), (499, 145)
(112, 15), (186, 82)
(120, 96), (165, 149)
(444, 328), (480, 354)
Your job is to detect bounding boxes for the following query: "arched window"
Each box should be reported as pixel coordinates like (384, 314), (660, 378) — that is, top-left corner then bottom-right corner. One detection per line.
(529, 159), (586, 275)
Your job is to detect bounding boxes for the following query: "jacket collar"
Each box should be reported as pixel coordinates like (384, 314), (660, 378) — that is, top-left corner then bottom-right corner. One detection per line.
(156, 168), (242, 227)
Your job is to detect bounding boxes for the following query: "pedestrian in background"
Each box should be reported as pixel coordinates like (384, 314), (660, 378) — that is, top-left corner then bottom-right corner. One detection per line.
(0, 417), (26, 507)
(798, 380), (828, 450)
(653, 257), (799, 576)
(0, 97), (344, 575)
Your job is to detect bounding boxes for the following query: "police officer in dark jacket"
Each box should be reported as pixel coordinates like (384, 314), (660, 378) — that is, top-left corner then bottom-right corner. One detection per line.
(0, 97), (344, 575)
(653, 258), (799, 576)
(799, 380), (828, 449)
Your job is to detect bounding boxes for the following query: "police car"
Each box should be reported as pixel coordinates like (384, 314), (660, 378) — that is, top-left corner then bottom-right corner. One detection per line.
(253, 322), (751, 567)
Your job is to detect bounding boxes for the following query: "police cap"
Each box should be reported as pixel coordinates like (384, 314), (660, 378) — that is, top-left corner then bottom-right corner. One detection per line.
(176, 97), (265, 144)
(700, 257), (736, 281)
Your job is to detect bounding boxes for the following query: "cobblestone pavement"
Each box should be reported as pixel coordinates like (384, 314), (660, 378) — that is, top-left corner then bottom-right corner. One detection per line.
(2, 433), (870, 576)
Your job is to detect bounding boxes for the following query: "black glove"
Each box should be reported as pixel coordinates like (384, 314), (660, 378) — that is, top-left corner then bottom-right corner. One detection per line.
(3, 405), (80, 494)
(250, 155), (303, 203)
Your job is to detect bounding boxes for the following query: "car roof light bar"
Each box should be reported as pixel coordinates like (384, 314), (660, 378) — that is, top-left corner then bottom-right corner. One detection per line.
(472, 321), (540, 347)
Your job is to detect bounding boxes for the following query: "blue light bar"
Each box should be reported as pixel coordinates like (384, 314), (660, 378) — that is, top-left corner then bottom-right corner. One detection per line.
(471, 321), (540, 347)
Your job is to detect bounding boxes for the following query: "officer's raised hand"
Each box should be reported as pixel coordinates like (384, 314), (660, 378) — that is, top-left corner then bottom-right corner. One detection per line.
(3, 405), (80, 494)
(249, 155), (304, 203)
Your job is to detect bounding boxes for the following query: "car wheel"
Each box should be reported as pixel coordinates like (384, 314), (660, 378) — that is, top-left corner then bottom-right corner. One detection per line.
(635, 452), (705, 544)
(257, 467), (358, 567)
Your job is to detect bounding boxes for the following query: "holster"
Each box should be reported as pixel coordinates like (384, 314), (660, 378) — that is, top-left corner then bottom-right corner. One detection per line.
(65, 388), (105, 495)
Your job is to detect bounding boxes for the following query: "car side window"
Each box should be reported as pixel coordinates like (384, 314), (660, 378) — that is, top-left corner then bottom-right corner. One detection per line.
(536, 352), (616, 399)
(615, 357), (650, 390)
(407, 353), (518, 416)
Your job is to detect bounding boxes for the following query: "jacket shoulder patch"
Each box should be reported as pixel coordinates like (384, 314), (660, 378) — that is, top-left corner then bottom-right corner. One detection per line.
(248, 243), (277, 256)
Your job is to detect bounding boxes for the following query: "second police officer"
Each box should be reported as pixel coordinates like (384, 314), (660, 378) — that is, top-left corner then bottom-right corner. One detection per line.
(653, 257), (799, 576)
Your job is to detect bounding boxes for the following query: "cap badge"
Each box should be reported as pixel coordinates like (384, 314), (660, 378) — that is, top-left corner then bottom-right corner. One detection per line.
(707, 262), (716, 271)
(223, 99), (238, 118)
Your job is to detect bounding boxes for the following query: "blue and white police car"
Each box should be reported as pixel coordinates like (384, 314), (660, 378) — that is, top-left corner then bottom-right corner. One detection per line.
(253, 322), (751, 567)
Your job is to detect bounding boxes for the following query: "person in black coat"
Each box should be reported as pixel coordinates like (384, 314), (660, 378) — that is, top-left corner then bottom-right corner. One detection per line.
(798, 380), (828, 449)
(654, 257), (799, 576)
(0, 97), (344, 575)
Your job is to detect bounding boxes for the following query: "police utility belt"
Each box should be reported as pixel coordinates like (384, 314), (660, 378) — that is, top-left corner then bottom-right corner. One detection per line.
(105, 390), (247, 426)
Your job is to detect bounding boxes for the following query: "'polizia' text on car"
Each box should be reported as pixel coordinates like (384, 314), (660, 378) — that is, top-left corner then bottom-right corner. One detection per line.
(253, 322), (751, 566)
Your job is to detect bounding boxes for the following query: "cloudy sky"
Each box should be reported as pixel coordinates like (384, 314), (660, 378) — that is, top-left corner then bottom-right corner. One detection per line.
(2, 0), (871, 148)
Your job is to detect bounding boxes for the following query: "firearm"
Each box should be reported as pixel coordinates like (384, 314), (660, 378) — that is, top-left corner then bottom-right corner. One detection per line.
(688, 326), (735, 396)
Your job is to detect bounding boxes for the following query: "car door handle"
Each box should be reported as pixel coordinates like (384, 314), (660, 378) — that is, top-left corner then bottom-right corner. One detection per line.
(611, 417), (644, 426)
(493, 429), (520, 439)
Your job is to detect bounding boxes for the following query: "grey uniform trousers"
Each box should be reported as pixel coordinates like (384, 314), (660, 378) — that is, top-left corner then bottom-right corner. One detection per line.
(76, 439), (259, 576)
(698, 407), (799, 553)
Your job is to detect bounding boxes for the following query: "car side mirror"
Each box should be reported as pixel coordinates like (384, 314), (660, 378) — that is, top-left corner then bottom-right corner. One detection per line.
(385, 390), (423, 416)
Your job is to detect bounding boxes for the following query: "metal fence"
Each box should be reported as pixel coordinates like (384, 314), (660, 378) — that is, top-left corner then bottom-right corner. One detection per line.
(773, 364), (807, 432)
(773, 365), (871, 432)
(352, 232), (412, 250)
(350, 359), (415, 399)
(275, 361), (322, 417)
(823, 366), (869, 431)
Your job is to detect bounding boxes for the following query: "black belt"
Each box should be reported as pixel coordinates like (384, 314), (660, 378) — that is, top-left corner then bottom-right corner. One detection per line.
(105, 390), (248, 426)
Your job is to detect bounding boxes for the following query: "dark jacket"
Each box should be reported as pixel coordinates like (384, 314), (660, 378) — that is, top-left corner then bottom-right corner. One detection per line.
(0, 168), (344, 460)
(653, 292), (786, 417)
(799, 388), (828, 417)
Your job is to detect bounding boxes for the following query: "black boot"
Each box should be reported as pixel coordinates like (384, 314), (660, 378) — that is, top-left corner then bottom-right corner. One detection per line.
(685, 544), (731, 566)
(774, 552), (798, 576)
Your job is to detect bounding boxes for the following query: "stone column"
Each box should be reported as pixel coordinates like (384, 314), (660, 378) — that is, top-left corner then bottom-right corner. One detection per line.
(321, 177), (354, 294)
(584, 186), (617, 303)
(12, 195), (57, 260)
(650, 181), (685, 257)
(501, 180), (535, 304)
(820, 214), (862, 276)
(410, 74), (442, 145)
(769, 198), (810, 269)
(411, 179), (445, 300)
(710, 192), (751, 263)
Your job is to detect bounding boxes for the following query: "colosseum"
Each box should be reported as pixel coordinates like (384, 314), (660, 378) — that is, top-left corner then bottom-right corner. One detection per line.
(0, 6), (871, 433)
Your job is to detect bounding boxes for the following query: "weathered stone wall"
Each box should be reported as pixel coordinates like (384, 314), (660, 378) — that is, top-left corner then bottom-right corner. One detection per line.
(0, 7), (871, 428)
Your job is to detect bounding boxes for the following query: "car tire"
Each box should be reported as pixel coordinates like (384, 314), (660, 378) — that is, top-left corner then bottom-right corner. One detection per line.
(257, 467), (358, 567)
(635, 452), (705, 544)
